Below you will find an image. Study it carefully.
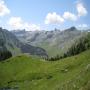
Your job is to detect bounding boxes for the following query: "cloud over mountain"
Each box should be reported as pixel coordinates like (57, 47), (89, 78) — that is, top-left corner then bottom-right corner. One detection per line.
(63, 12), (77, 21)
(45, 12), (64, 24)
(8, 17), (23, 29)
(8, 17), (41, 31)
(45, 1), (88, 25)
(24, 23), (41, 31)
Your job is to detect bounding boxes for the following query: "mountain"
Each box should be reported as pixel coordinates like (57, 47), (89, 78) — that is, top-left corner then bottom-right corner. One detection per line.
(12, 27), (88, 57)
(0, 27), (21, 56)
(0, 27), (90, 90)
(46, 32), (90, 61)
(0, 27), (48, 59)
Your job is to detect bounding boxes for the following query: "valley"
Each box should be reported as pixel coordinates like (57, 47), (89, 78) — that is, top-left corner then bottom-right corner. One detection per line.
(0, 0), (90, 89)
(12, 27), (88, 57)
(0, 27), (90, 90)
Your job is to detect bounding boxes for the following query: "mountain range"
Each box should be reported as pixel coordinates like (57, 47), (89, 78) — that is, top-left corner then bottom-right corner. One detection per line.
(12, 27), (88, 57)
(0, 26), (90, 90)
(0, 27), (48, 60)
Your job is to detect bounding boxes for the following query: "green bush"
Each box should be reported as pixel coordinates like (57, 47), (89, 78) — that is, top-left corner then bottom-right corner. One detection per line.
(0, 50), (12, 61)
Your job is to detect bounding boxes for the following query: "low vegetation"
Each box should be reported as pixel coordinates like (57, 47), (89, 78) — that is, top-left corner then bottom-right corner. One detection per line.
(46, 33), (90, 61)
(0, 49), (90, 90)
(0, 28), (90, 90)
(0, 50), (12, 61)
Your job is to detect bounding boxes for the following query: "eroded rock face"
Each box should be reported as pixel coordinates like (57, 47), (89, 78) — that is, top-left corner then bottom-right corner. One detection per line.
(0, 27), (48, 59)
(12, 26), (87, 56)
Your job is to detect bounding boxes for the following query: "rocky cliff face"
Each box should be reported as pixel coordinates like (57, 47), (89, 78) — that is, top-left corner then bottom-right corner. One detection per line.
(0, 27), (48, 58)
(12, 27), (87, 56)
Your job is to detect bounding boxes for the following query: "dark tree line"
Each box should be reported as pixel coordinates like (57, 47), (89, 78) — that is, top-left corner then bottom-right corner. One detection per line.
(45, 33), (90, 61)
(65, 36), (90, 57)
(0, 50), (12, 61)
(45, 55), (63, 61)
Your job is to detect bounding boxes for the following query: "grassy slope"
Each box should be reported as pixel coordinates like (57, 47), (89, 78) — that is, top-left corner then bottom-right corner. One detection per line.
(37, 42), (71, 57)
(0, 50), (90, 90)
(31, 31), (85, 57)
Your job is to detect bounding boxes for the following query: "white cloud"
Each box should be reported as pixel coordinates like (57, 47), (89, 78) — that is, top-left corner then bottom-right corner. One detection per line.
(24, 23), (41, 31)
(63, 12), (77, 21)
(0, 0), (10, 16)
(78, 24), (88, 28)
(45, 12), (64, 24)
(44, 1), (88, 25)
(76, 2), (87, 17)
(8, 17), (41, 31)
(8, 17), (23, 29)
(77, 24), (89, 30)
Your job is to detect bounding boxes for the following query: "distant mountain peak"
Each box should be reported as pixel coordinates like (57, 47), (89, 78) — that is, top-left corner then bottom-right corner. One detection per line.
(65, 26), (77, 32)
(0, 28), (48, 58)
(69, 26), (77, 30)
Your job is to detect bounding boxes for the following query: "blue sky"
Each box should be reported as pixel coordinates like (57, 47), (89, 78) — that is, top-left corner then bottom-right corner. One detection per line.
(0, 0), (90, 31)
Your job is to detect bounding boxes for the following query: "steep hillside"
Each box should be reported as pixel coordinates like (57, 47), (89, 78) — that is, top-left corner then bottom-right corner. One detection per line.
(0, 27), (48, 58)
(65, 32), (90, 56)
(0, 27), (21, 56)
(46, 32), (90, 61)
(0, 49), (90, 90)
(12, 27), (87, 57)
